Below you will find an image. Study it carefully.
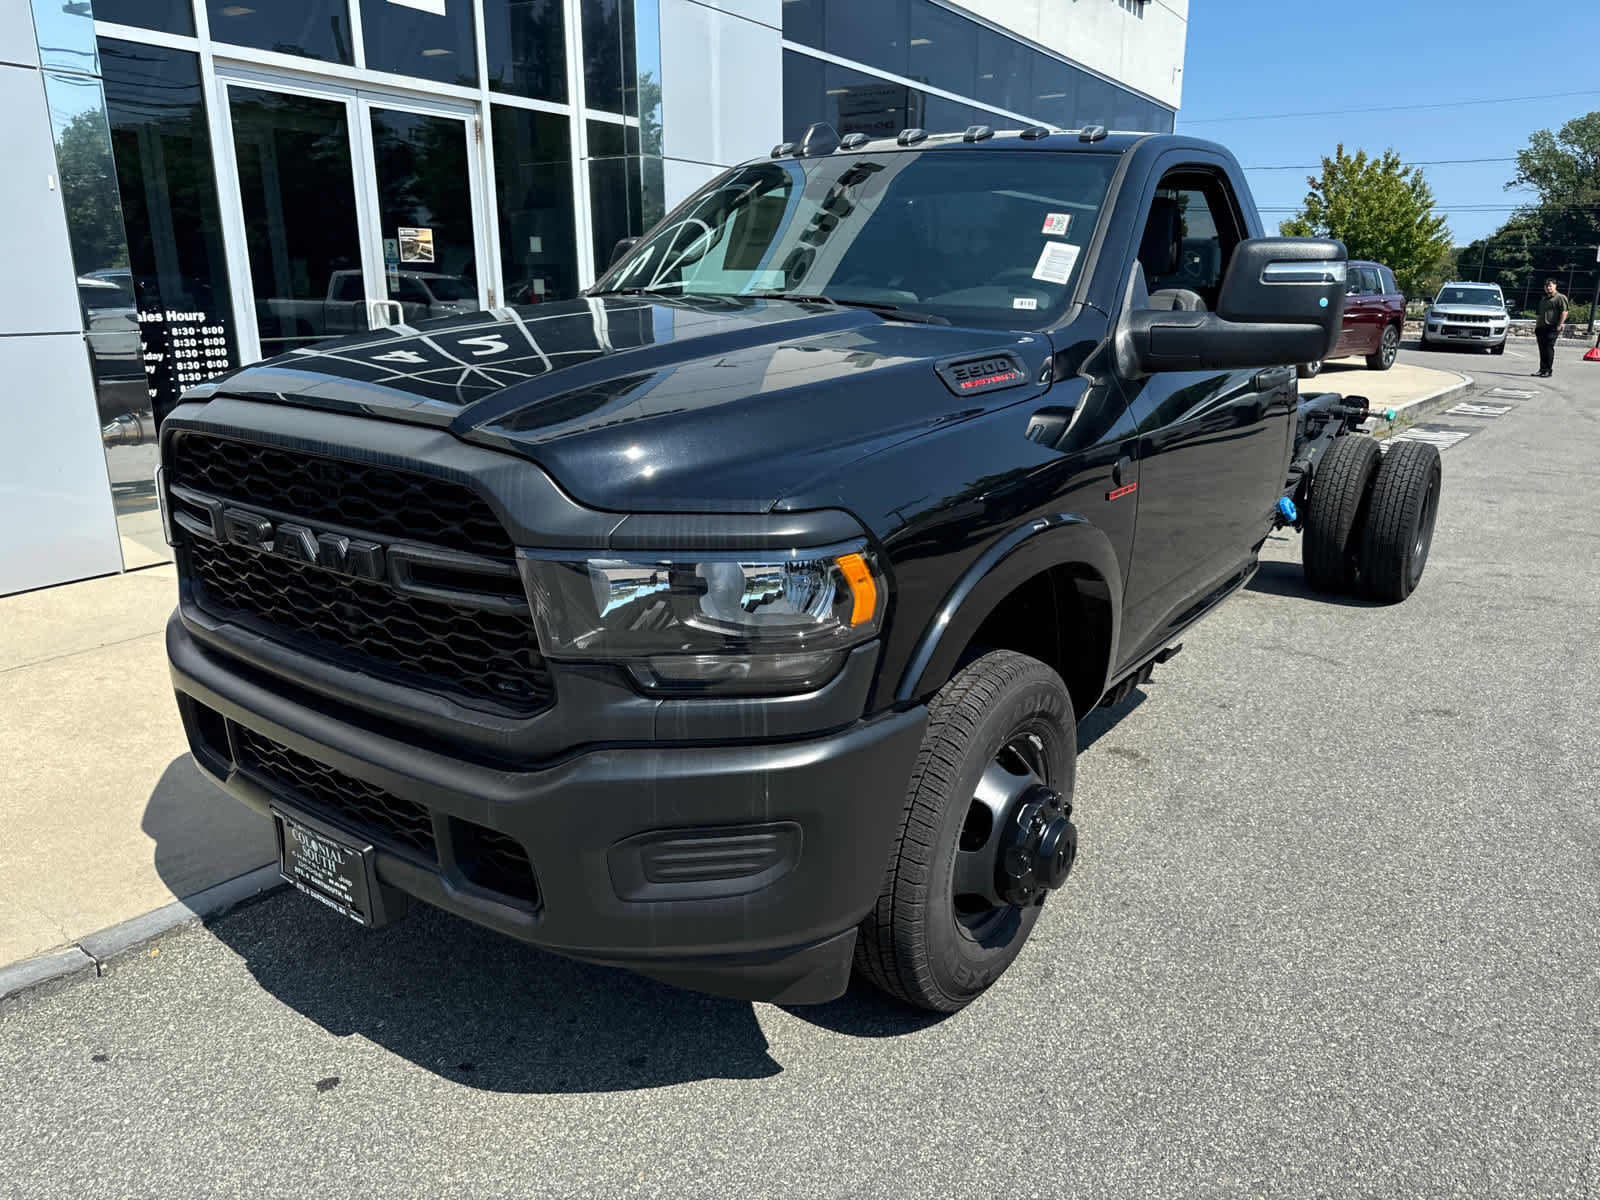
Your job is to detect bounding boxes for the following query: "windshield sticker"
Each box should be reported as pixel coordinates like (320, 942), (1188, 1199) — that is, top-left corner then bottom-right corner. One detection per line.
(1032, 241), (1080, 286)
(1013, 297), (1039, 310)
(1042, 212), (1071, 236)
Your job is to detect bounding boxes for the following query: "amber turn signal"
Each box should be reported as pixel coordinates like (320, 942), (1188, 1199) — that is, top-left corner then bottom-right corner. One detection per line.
(836, 552), (877, 627)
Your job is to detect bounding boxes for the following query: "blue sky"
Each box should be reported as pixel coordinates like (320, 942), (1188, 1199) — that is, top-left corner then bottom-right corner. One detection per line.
(1177, 0), (1600, 246)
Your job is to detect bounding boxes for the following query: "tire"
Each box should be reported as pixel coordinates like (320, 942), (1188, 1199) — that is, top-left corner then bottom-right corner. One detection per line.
(1366, 323), (1400, 370)
(1490, 340), (1505, 355)
(1358, 440), (1442, 603)
(1418, 332), (1432, 350)
(1302, 434), (1382, 593)
(856, 650), (1076, 1013)
(1297, 359), (1324, 379)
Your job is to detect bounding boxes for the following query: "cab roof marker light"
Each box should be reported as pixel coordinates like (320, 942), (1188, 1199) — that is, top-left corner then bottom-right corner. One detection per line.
(1262, 260), (1347, 284)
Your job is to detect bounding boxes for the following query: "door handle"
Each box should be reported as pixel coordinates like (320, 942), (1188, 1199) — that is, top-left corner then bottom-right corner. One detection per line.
(1253, 366), (1294, 391)
(366, 298), (405, 328)
(1112, 454), (1133, 486)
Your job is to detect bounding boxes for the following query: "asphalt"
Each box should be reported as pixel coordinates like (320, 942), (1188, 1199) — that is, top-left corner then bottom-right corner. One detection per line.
(1, 337), (1595, 1198)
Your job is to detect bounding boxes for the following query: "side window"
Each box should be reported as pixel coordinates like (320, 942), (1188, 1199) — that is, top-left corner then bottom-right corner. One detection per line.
(330, 272), (364, 302)
(396, 277), (430, 304)
(1134, 169), (1245, 314)
(1350, 266), (1380, 296)
(1379, 266), (1398, 295)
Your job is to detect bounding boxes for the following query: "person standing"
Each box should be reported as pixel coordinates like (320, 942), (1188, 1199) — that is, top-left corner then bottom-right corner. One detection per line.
(1533, 278), (1568, 378)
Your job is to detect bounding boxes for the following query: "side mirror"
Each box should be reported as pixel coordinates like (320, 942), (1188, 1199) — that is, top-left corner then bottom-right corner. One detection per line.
(608, 237), (640, 268)
(1123, 238), (1347, 374)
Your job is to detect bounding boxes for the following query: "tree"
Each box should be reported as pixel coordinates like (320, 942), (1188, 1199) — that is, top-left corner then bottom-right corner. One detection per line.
(1278, 144), (1452, 297)
(54, 109), (129, 276)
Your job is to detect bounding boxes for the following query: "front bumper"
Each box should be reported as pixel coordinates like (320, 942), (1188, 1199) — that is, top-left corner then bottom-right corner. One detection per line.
(169, 615), (927, 1004)
(1425, 317), (1506, 346)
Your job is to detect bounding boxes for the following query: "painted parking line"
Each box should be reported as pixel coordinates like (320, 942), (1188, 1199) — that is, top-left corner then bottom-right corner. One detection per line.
(1389, 427), (1473, 450)
(1482, 387), (1537, 400)
(1445, 403), (1514, 417)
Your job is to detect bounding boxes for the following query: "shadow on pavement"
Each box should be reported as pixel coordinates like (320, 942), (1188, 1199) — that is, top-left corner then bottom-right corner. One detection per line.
(145, 773), (784, 1093)
(141, 691), (1159, 1073)
(142, 754), (275, 899)
(1246, 559), (1383, 608)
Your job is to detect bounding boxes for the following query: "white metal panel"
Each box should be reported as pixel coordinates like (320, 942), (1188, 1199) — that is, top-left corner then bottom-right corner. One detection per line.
(0, 6), (40, 68)
(676, 0), (782, 29)
(0, 66), (86, 337)
(659, 0), (781, 170)
(0, 334), (124, 595)
(662, 157), (724, 210)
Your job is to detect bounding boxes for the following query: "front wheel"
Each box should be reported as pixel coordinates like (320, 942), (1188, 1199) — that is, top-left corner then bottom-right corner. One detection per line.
(1367, 324), (1400, 370)
(1490, 341), (1505, 355)
(855, 650), (1077, 1013)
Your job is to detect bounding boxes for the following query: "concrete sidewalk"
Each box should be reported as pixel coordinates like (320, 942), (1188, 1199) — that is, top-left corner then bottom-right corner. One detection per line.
(0, 565), (274, 974)
(0, 353), (1482, 998)
(1310, 350), (1473, 428)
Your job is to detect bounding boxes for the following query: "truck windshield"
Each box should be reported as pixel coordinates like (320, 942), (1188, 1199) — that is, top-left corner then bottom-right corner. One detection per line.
(597, 150), (1118, 330)
(1436, 286), (1502, 307)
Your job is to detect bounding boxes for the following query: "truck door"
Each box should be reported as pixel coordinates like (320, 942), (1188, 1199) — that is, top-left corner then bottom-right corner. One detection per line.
(1113, 165), (1296, 670)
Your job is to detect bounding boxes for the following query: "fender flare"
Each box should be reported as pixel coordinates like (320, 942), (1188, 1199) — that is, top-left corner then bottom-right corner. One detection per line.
(894, 513), (1124, 704)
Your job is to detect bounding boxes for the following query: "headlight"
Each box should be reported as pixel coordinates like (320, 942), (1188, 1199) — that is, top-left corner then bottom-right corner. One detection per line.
(519, 547), (886, 695)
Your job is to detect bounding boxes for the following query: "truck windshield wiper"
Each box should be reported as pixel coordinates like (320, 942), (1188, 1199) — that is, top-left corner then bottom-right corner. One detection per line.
(740, 292), (951, 326)
(588, 284), (688, 296)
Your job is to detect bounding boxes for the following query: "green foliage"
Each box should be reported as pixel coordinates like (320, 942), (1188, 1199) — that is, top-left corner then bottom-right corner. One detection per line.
(1277, 144), (1452, 297)
(1457, 111), (1600, 301)
(54, 109), (129, 276)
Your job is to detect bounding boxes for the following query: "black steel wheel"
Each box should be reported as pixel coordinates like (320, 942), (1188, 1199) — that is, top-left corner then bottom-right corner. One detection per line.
(1367, 324), (1400, 370)
(1358, 440), (1442, 602)
(855, 650), (1077, 1013)
(1302, 434), (1382, 593)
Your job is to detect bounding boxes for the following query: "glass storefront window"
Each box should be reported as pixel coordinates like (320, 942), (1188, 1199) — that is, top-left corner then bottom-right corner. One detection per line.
(491, 104), (579, 306)
(483, 0), (566, 102)
(101, 40), (238, 422)
(359, 0), (477, 87)
(582, 0), (636, 115)
(587, 119), (645, 269)
(781, 52), (1013, 144)
(228, 87), (364, 354)
(31, 0), (99, 74)
(205, 0), (353, 66)
(370, 107), (478, 310)
(92, 0), (197, 36)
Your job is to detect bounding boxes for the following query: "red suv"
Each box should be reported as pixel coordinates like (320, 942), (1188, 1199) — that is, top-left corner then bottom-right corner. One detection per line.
(1298, 260), (1404, 378)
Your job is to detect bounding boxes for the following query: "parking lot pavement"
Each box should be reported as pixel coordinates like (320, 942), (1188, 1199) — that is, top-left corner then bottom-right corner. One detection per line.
(2, 356), (1596, 1197)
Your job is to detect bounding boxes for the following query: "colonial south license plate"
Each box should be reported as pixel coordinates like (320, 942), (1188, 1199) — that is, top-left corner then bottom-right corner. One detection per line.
(272, 805), (382, 926)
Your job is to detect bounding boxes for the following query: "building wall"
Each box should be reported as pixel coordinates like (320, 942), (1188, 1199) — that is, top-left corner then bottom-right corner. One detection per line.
(952, 0), (1187, 111)
(658, 0), (783, 207)
(0, 9), (125, 596)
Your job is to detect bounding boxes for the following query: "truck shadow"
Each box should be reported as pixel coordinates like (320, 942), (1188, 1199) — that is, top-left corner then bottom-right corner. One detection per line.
(143, 688), (1157, 1075)
(144, 767), (783, 1094)
(1246, 559), (1384, 608)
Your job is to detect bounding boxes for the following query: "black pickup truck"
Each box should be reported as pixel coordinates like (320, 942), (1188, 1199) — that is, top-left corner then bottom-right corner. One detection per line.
(160, 125), (1441, 1012)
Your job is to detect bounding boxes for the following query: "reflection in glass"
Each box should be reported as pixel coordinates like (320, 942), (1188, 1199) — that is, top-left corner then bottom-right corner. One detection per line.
(205, 0), (352, 65)
(781, 53), (1014, 144)
(583, 0), (637, 114)
(483, 0), (566, 102)
(92, 0), (196, 36)
(31, 0), (99, 75)
(370, 108), (480, 317)
(492, 104), (579, 306)
(587, 119), (645, 270)
(101, 39), (239, 427)
(229, 87), (366, 353)
(359, 0), (477, 86)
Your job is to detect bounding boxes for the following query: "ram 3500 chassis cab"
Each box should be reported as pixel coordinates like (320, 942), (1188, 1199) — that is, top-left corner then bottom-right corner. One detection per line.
(162, 126), (1440, 1012)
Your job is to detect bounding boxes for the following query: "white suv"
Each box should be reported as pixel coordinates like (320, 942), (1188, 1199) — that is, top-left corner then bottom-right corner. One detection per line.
(1421, 282), (1509, 354)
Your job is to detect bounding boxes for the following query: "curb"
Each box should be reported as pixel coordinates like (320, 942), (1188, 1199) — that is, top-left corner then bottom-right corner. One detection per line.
(1361, 370), (1477, 436)
(0, 864), (283, 1006)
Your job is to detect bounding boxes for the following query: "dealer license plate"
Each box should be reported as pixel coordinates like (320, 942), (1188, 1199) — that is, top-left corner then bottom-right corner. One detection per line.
(273, 806), (382, 926)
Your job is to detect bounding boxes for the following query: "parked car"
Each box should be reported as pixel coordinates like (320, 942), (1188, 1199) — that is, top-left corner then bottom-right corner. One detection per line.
(257, 269), (481, 351)
(1297, 260), (1405, 378)
(1420, 281), (1509, 354)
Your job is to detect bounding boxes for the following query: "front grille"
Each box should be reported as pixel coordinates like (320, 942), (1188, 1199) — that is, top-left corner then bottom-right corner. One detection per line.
(1442, 313), (1491, 324)
(236, 726), (437, 859)
(186, 537), (551, 710)
(171, 433), (513, 559)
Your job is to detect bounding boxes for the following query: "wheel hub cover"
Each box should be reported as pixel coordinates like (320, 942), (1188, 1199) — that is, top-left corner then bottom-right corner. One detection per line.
(997, 785), (1077, 905)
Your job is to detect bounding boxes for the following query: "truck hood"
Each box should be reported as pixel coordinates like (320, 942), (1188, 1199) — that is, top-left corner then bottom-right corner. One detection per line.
(193, 295), (1054, 512)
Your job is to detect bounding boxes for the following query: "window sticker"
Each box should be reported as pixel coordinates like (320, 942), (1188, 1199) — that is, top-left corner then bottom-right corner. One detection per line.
(1013, 297), (1039, 310)
(1031, 241), (1080, 286)
(1042, 212), (1071, 236)
(398, 227), (434, 263)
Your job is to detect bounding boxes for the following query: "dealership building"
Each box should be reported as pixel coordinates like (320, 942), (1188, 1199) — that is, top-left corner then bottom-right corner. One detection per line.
(2, 0), (1186, 596)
